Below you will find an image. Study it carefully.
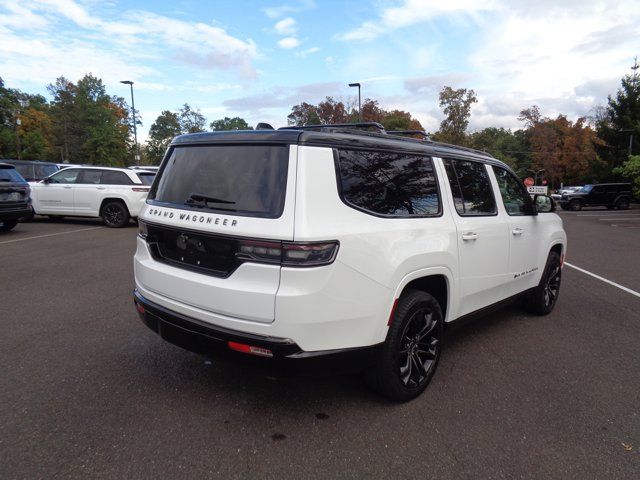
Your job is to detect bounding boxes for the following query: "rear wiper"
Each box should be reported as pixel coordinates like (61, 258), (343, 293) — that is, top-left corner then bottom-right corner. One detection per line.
(186, 193), (236, 205)
(185, 193), (237, 211)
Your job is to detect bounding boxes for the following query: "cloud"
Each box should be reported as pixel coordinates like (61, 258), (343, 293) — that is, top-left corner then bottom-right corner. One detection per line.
(277, 36), (300, 49)
(223, 81), (342, 114)
(262, 0), (316, 19)
(0, 0), (260, 80)
(336, 0), (497, 41)
(274, 17), (296, 35)
(296, 46), (320, 58)
(404, 74), (470, 95)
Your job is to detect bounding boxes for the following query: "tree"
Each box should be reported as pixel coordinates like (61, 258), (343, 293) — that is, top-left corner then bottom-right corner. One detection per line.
(146, 110), (182, 164)
(287, 102), (321, 126)
(382, 110), (423, 131)
(469, 127), (530, 174)
(519, 106), (603, 186)
(179, 103), (206, 133)
(434, 86), (477, 145)
(210, 116), (253, 131)
(47, 74), (130, 165)
(596, 59), (640, 171)
(613, 155), (640, 197)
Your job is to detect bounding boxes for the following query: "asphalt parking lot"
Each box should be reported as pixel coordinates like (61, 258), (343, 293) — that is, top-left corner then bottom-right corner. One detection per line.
(1, 209), (639, 479)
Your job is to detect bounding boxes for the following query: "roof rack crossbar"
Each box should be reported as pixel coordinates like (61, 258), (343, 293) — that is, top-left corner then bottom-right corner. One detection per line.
(280, 122), (386, 133)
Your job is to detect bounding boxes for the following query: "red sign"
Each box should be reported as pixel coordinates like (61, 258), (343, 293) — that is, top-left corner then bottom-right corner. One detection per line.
(524, 177), (535, 187)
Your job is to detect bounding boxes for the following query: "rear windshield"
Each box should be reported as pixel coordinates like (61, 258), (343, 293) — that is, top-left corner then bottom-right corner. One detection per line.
(151, 145), (289, 218)
(137, 172), (156, 185)
(0, 166), (25, 183)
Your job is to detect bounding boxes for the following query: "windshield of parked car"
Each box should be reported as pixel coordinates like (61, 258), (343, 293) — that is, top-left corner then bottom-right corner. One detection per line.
(579, 185), (593, 193)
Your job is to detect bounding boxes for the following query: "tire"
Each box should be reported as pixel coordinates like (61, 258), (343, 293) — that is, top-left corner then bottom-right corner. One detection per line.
(365, 290), (443, 402)
(101, 201), (130, 228)
(0, 220), (18, 232)
(525, 252), (562, 315)
(569, 200), (583, 211)
(615, 198), (630, 210)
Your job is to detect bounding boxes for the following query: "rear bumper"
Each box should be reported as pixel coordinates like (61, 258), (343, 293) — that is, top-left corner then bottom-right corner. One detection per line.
(0, 205), (31, 221)
(133, 289), (382, 374)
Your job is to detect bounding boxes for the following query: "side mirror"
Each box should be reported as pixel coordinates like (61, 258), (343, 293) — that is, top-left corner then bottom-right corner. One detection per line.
(534, 194), (555, 213)
(42, 177), (52, 184)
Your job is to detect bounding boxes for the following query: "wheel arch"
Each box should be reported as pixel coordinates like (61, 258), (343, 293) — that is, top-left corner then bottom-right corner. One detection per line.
(391, 267), (453, 323)
(99, 196), (132, 216)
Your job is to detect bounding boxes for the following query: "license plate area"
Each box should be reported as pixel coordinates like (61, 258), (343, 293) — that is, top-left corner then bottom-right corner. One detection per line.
(146, 223), (241, 278)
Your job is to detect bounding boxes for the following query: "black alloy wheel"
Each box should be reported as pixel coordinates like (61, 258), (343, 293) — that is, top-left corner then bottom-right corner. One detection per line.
(616, 198), (630, 210)
(569, 200), (583, 211)
(101, 201), (130, 228)
(525, 251), (562, 315)
(398, 307), (440, 388)
(365, 289), (443, 401)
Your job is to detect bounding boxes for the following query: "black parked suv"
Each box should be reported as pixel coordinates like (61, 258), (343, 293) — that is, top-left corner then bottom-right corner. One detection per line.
(559, 183), (633, 211)
(0, 163), (32, 232)
(1, 159), (59, 182)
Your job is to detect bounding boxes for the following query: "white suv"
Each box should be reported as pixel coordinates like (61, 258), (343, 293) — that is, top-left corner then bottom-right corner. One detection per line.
(133, 125), (566, 400)
(31, 166), (155, 227)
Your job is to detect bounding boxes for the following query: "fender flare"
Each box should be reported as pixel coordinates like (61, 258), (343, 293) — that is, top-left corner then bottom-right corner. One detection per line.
(374, 266), (456, 344)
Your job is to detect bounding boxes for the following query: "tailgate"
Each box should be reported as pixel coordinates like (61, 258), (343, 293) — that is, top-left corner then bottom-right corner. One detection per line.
(136, 144), (298, 323)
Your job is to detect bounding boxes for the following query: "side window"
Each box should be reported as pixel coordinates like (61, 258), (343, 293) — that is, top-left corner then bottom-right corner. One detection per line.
(49, 169), (80, 184)
(78, 170), (103, 184)
(14, 164), (34, 181)
(336, 149), (440, 216)
(492, 166), (534, 216)
(443, 159), (496, 216)
(101, 171), (133, 185)
(592, 186), (604, 194)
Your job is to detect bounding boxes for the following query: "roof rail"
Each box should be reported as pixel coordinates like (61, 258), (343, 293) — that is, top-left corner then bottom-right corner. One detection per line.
(387, 130), (431, 140)
(280, 122), (386, 133)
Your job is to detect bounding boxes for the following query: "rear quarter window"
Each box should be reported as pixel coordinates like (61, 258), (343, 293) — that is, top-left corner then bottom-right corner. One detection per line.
(150, 145), (289, 218)
(0, 167), (25, 183)
(336, 149), (440, 217)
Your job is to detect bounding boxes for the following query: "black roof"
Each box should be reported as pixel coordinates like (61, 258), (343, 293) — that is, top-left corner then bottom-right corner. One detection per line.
(170, 127), (506, 167)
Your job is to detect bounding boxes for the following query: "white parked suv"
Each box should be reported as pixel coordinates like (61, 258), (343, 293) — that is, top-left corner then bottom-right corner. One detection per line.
(133, 124), (566, 400)
(31, 166), (155, 227)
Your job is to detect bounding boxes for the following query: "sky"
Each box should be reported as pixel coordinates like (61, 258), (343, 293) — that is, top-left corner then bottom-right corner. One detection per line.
(1, 0), (639, 142)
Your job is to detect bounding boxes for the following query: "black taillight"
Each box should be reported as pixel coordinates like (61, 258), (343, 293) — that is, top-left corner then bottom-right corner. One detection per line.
(236, 239), (339, 267)
(282, 242), (339, 267)
(138, 220), (148, 239)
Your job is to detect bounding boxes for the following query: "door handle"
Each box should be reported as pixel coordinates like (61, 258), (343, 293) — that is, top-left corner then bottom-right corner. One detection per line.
(462, 232), (479, 241)
(63, 186), (72, 189)
(97, 186), (105, 190)
(512, 227), (524, 236)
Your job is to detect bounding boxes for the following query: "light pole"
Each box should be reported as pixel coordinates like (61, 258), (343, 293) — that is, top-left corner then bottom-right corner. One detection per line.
(621, 129), (634, 156)
(528, 168), (545, 186)
(120, 80), (139, 165)
(348, 82), (361, 122)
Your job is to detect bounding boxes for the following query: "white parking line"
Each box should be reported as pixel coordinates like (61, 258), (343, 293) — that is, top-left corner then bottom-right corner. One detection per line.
(577, 213), (640, 217)
(599, 218), (640, 221)
(565, 262), (640, 299)
(0, 226), (104, 245)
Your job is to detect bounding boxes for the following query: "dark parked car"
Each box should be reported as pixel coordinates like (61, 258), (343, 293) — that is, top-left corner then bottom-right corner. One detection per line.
(0, 163), (32, 232)
(2, 160), (59, 182)
(559, 183), (632, 211)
